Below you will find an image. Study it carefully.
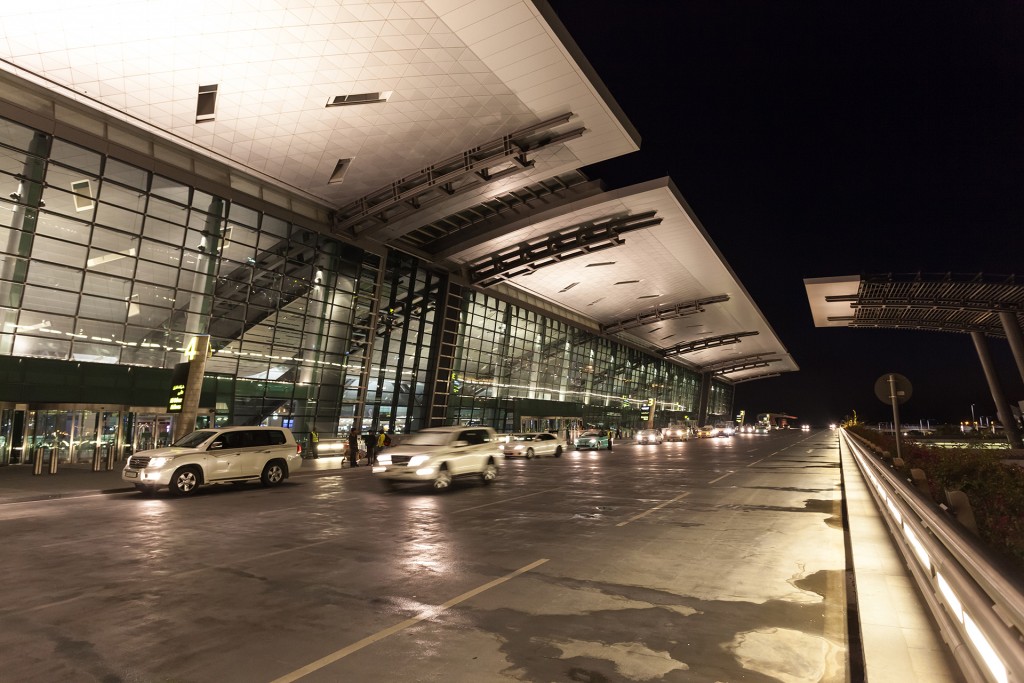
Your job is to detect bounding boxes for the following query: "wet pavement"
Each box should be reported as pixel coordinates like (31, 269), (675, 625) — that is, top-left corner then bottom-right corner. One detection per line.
(0, 431), (958, 682)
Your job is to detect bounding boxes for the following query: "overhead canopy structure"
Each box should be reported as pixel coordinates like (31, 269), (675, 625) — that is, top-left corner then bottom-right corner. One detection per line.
(806, 272), (1024, 447)
(0, 0), (797, 386)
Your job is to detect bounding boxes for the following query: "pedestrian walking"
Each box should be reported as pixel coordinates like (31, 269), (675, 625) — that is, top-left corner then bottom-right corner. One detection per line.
(348, 427), (360, 467)
(376, 428), (387, 452)
(310, 429), (319, 458)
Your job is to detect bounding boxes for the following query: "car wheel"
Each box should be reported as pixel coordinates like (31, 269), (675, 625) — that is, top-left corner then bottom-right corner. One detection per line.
(554, 445), (562, 458)
(168, 466), (201, 496)
(525, 448), (535, 459)
(433, 464), (452, 491)
(480, 459), (498, 484)
(261, 460), (286, 487)
(134, 483), (155, 496)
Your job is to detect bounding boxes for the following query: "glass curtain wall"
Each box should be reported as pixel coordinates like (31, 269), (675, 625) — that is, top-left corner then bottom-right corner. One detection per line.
(707, 380), (735, 421)
(363, 251), (443, 436)
(449, 290), (705, 431)
(0, 115), (373, 443)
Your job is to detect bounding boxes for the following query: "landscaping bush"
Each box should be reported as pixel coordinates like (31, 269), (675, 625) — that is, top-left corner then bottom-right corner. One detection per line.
(848, 426), (1024, 574)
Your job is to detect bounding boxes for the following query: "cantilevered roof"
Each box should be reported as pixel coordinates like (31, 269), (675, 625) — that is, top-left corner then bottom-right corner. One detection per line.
(436, 177), (799, 382)
(805, 272), (1024, 337)
(0, 0), (638, 215)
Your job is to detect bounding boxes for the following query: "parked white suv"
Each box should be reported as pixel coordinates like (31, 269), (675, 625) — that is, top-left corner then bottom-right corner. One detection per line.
(373, 426), (500, 490)
(122, 426), (302, 496)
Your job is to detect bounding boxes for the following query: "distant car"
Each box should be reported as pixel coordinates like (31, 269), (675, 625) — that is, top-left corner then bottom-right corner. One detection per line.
(502, 432), (563, 459)
(373, 426), (501, 491)
(754, 425), (770, 435)
(122, 426), (302, 496)
(635, 429), (663, 445)
(696, 425), (716, 438)
(714, 421), (735, 436)
(663, 425), (692, 441)
(801, 424), (811, 431)
(574, 430), (613, 450)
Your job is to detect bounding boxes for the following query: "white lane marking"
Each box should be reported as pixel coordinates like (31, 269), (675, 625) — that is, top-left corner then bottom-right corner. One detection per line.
(708, 472), (734, 484)
(616, 491), (691, 527)
(268, 558), (550, 683)
(454, 487), (562, 513)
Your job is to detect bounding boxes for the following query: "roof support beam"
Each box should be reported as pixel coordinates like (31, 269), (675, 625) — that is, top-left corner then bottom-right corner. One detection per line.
(702, 353), (779, 375)
(601, 294), (730, 334)
(467, 211), (662, 287)
(332, 113), (584, 235)
(662, 330), (759, 357)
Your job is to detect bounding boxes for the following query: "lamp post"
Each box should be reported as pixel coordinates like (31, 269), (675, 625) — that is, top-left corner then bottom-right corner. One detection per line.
(970, 403), (976, 432)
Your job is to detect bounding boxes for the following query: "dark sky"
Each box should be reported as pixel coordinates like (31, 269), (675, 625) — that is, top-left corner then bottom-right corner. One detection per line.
(549, 1), (1024, 426)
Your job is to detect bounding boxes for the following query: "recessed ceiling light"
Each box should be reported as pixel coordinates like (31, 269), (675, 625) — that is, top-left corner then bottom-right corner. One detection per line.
(196, 84), (218, 123)
(637, 294), (660, 299)
(614, 279), (640, 285)
(648, 326), (662, 333)
(586, 261), (615, 267)
(559, 282), (579, 293)
(588, 298), (604, 305)
(328, 159), (352, 184)
(661, 334), (676, 340)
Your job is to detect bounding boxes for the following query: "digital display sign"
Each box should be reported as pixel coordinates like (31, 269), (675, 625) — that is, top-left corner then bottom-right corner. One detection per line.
(167, 362), (190, 413)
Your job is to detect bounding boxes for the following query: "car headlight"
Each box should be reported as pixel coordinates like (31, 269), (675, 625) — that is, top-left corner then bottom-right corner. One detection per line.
(407, 455), (430, 467)
(147, 456), (172, 468)
(513, 445), (524, 451)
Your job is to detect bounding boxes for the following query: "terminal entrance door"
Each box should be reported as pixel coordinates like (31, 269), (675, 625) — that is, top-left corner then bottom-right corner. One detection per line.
(24, 407), (124, 466)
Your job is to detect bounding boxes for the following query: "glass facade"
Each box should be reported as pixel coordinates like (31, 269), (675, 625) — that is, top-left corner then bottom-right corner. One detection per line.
(448, 290), (703, 433)
(0, 115), (378, 443)
(0, 112), (734, 466)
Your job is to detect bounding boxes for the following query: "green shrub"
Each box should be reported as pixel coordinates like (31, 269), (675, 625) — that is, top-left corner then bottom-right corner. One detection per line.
(848, 426), (1024, 573)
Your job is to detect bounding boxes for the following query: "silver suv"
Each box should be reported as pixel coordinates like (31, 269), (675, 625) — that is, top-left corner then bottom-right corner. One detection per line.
(373, 426), (500, 490)
(122, 426), (302, 496)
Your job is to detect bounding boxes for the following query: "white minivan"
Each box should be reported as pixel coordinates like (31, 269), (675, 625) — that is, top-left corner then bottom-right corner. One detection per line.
(122, 426), (302, 496)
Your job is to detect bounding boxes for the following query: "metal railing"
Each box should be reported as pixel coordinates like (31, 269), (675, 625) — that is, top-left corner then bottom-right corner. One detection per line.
(841, 428), (1024, 683)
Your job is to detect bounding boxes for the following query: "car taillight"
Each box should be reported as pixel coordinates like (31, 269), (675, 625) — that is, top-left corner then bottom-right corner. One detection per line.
(296, 444), (302, 455)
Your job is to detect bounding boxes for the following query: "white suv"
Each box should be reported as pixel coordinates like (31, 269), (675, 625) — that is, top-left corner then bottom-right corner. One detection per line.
(122, 426), (302, 496)
(373, 426), (501, 490)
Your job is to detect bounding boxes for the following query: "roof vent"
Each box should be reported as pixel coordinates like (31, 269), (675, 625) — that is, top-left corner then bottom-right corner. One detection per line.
(327, 91), (392, 107)
(196, 84), (218, 123)
(328, 159), (352, 185)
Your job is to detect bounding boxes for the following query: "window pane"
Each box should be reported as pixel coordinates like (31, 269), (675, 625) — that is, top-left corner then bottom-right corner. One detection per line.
(103, 158), (148, 191)
(26, 258), (84, 290)
(39, 187), (89, 220)
(78, 295), (128, 324)
(51, 139), (102, 175)
(13, 333), (70, 359)
(35, 210), (91, 243)
(95, 201), (144, 232)
(151, 175), (189, 204)
(22, 285), (79, 316)
(83, 271), (132, 300)
(98, 181), (147, 212)
(71, 341), (120, 363)
(91, 225), (137, 254)
(86, 248), (136, 279)
(134, 260), (179, 288)
(0, 118), (39, 152)
(138, 240), (182, 269)
(143, 216), (186, 246)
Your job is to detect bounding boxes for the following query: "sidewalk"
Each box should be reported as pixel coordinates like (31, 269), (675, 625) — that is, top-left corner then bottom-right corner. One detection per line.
(0, 457), (352, 505)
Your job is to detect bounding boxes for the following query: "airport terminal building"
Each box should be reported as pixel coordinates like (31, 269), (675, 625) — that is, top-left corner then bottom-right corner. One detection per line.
(0, 1), (796, 466)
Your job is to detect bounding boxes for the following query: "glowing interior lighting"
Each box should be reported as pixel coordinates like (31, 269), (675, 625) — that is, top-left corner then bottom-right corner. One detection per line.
(885, 497), (902, 526)
(902, 524), (931, 571)
(963, 611), (1008, 683)
(935, 572), (963, 622)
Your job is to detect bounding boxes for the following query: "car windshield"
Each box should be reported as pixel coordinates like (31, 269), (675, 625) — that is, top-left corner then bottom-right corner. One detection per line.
(401, 431), (454, 446)
(639, 430), (657, 436)
(510, 434), (536, 441)
(172, 430), (217, 448)
(580, 432), (602, 438)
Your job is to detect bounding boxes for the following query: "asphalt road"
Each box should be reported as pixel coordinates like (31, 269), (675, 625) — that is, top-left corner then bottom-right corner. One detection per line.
(0, 429), (848, 682)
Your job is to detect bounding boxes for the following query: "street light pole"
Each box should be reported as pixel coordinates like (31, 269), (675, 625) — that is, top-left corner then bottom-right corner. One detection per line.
(971, 403), (976, 432)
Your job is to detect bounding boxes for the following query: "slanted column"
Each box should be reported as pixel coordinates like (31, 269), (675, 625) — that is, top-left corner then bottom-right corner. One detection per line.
(970, 330), (1023, 448)
(998, 311), (1024, 386)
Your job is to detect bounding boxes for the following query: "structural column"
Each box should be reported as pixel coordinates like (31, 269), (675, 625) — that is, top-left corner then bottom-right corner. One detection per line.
(998, 311), (1024, 385)
(970, 330), (1023, 448)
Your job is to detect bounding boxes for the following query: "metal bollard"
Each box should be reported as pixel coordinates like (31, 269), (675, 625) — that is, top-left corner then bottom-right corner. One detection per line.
(105, 443), (116, 471)
(49, 448), (59, 474)
(33, 447), (45, 475)
(92, 449), (103, 472)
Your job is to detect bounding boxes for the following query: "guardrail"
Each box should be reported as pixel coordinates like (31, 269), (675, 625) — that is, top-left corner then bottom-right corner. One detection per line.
(841, 428), (1024, 683)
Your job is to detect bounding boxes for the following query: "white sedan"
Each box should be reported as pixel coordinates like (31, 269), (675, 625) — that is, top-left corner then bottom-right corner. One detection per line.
(501, 432), (563, 459)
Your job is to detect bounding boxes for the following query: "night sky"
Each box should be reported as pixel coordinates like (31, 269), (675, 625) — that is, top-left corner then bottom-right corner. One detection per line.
(549, 1), (1024, 426)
